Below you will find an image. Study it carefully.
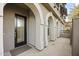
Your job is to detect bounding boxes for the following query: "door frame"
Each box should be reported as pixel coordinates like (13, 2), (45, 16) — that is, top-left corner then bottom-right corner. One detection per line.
(15, 14), (27, 47)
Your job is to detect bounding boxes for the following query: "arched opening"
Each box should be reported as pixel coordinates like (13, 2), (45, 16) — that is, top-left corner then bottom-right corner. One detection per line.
(3, 3), (39, 55)
(44, 12), (55, 47)
(48, 16), (54, 42)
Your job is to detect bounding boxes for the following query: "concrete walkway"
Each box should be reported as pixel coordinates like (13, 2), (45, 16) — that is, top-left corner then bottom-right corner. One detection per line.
(17, 38), (72, 56)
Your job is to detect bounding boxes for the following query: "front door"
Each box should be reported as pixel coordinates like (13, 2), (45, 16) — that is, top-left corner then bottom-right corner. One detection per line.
(15, 14), (26, 47)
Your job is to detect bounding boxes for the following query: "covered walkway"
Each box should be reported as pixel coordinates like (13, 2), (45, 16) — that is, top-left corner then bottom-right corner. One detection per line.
(16, 38), (72, 56)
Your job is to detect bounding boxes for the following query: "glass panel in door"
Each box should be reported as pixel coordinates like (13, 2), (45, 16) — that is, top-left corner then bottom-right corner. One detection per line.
(15, 14), (26, 47)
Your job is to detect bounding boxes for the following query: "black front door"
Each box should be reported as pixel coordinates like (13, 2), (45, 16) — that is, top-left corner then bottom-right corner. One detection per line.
(15, 14), (26, 47)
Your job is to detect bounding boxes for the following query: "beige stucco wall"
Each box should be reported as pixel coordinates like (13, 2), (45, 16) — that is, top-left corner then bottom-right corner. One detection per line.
(48, 17), (54, 41)
(0, 3), (65, 55)
(39, 4), (64, 47)
(39, 4), (56, 47)
(25, 4), (44, 50)
(39, 4), (49, 47)
(28, 11), (36, 46)
(72, 18), (79, 56)
(0, 3), (4, 56)
(57, 20), (61, 37)
(3, 4), (36, 52)
(39, 4), (60, 47)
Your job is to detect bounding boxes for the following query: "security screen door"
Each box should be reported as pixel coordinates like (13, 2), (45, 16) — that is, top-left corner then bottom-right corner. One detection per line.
(15, 14), (26, 47)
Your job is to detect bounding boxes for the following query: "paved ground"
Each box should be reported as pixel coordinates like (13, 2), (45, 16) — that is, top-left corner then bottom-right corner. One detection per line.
(17, 38), (72, 56)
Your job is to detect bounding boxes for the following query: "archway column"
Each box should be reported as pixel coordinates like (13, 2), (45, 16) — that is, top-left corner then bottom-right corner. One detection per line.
(44, 12), (55, 47)
(34, 4), (45, 50)
(44, 24), (48, 47)
(39, 24), (44, 49)
(53, 17), (57, 40)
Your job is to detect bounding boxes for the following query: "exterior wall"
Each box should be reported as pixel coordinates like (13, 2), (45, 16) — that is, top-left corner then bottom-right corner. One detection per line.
(57, 20), (60, 37)
(39, 4), (58, 47)
(48, 17), (54, 41)
(28, 11), (36, 46)
(47, 13), (57, 44)
(34, 4), (45, 50)
(72, 17), (79, 56)
(3, 4), (39, 53)
(3, 3), (45, 51)
(39, 4), (49, 47)
(39, 4), (65, 47)
(49, 4), (62, 21)
(0, 3), (4, 56)
(3, 4), (29, 52)
(25, 4), (44, 50)
(0, 3), (66, 55)
(53, 17), (58, 40)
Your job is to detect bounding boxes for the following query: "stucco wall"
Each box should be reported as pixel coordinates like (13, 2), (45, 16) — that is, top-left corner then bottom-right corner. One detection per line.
(39, 4), (59, 47)
(0, 16), (3, 55)
(0, 3), (6, 56)
(57, 20), (61, 37)
(28, 11), (36, 46)
(39, 4), (49, 47)
(3, 4), (36, 52)
(53, 17), (59, 40)
(1, 3), (65, 55)
(72, 18), (79, 56)
(48, 17), (54, 41)
(39, 4), (50, 47)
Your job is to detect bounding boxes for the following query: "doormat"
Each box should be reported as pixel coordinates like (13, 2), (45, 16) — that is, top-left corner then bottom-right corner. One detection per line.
(10, 45), (31, 56)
